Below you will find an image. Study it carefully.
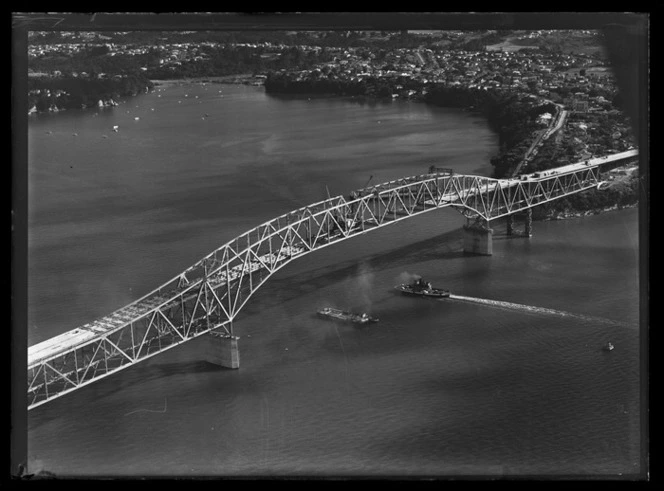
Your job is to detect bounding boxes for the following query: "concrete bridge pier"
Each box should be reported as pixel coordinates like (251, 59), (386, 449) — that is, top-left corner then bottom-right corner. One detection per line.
(506, 214), (514, 236)
(524, 208), (533, 237)
(205, 330), (240, 369)
(505, 210), (532, 238)
(463, 219), (493, 256)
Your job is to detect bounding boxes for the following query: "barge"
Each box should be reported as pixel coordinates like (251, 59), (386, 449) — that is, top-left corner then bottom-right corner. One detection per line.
(317, 307), (379, 325)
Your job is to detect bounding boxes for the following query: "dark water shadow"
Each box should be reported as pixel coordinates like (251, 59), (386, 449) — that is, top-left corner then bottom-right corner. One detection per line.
(356, 352), (640, 478)
(28, 359), (227, 428)
(265, 91), (395, 109)
(242, 228), (466, 316)
(492, 233), (530, 241)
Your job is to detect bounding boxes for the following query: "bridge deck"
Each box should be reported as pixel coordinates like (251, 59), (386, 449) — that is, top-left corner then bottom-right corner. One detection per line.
(520, 150), (637, 179)
(28, 149), (639, 370)
(28, 245), (306, 367)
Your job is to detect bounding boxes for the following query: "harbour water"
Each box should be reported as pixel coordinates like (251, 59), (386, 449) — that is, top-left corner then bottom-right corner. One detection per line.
(27, 83), (642, 477)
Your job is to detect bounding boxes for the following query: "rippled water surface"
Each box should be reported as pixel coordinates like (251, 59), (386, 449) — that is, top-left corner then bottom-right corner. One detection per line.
(27, 83), (643, 477)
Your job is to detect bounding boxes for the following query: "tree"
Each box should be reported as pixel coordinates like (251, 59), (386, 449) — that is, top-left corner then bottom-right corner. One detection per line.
(35, 96), (49, 112)
(612, 92), (624, 110)
(87, 44), (110, 56)
(549, 92), (562, 103)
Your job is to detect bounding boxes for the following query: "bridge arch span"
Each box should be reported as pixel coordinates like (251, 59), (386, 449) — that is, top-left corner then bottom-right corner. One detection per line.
(27, 149), (638, 409)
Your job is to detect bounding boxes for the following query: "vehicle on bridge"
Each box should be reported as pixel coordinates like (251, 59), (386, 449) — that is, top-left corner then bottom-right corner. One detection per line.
(532, 170), (559, 179)
(428, 166), (455, 176)
(395, 278), (450, 298)
(317, 307), (379, 325)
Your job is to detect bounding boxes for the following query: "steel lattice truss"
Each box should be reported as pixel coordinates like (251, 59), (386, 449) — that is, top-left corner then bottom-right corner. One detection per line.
(27, 151), (638, 409)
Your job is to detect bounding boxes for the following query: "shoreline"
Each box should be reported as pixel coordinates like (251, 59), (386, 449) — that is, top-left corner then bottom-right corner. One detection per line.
(29, 97), (127, 115)
(536, 202), (638, 222)
(151, 74), (263, 86)
(31, 75), (638, 222)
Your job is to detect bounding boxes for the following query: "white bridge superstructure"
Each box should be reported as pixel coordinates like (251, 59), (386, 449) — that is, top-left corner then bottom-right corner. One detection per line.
(27, 150), (638, 409)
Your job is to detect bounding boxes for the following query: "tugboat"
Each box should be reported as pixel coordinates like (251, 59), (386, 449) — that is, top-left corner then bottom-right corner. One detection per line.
(317, 307), (379, 325)
(395, 278), (450, 298)
(603, 342), (615, 352)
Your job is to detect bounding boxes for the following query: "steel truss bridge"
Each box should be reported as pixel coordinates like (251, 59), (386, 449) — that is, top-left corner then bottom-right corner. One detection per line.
(27, 150), (638, 409)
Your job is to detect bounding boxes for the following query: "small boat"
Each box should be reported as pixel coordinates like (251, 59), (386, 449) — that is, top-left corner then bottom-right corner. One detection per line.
(395, 278), (450, 298)
(317, 307), (379, 325)
(603, 342), (615, 352)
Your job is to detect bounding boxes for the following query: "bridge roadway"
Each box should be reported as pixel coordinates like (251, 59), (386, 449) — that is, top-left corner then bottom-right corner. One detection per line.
(514, 104), (567, 177)
(27, 149), (638, 409)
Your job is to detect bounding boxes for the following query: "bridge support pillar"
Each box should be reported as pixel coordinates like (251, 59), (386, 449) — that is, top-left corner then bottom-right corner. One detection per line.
(506, 214), (514, 236)
(524, 208), (533, 237)
(463, 220), (493, 256)
(205, 331), (240, 369)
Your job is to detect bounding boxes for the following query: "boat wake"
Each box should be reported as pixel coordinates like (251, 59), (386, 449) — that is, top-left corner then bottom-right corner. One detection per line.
(448, 294), (632, 327)
(124, 398), (167, 417)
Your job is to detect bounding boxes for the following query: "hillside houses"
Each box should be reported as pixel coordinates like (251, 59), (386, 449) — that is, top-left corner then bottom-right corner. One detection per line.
(29, 31), (626, 126)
